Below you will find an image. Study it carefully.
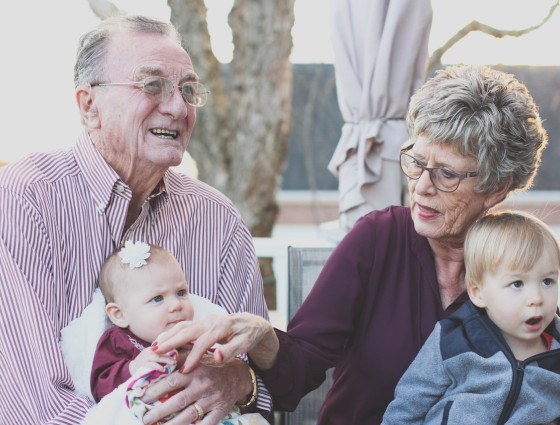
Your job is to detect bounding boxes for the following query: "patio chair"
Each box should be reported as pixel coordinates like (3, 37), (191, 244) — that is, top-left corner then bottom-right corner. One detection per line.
(281, 246), (335, 425)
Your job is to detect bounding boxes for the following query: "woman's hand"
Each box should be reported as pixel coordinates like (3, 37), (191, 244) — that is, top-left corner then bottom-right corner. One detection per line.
(152, 313), (279, 372)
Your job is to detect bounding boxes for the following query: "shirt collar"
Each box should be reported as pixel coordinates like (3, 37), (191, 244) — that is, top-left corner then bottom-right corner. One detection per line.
(73, 129), (170, 213)
(74, 130), (121, 212)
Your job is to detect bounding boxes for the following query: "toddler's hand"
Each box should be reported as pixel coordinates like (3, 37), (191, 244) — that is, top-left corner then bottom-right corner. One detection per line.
(129, 347), (177, 376)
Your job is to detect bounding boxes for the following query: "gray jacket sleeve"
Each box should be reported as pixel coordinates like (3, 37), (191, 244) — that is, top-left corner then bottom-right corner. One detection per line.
(381, 323), (450, 424)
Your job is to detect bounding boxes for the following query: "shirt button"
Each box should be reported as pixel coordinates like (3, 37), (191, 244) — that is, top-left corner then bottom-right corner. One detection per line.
(116, 184), (125, 193)
(97, 202), (105, 212)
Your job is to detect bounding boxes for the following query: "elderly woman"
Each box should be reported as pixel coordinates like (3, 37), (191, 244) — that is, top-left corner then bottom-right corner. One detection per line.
(146, 65), (547, 425)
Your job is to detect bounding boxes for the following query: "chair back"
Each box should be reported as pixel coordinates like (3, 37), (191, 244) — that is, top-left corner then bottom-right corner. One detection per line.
(283, 246), (334, 425)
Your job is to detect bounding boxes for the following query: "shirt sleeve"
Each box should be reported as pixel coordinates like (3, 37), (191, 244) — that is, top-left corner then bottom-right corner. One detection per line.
(0, 189), (93, 424)
(218, 217), (273, 411)
(90, 329), (134, 403)
(381, 324), (450, 424)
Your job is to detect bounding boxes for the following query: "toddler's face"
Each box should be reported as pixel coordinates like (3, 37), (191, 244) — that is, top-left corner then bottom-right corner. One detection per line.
(115, 253), (194, 343)
(472, 247), (558, 357)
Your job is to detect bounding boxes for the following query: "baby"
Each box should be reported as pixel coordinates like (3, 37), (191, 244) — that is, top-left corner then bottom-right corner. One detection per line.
(88, 241), (268, 425)
(91, 241), (194, 401)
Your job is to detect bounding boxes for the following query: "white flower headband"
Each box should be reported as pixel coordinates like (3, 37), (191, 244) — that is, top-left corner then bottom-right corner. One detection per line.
(119, 241), (151, 269)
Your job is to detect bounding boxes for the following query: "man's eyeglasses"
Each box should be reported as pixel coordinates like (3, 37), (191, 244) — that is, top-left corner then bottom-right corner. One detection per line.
(399, 144), (478, 193)
(91, 76), (209, 107)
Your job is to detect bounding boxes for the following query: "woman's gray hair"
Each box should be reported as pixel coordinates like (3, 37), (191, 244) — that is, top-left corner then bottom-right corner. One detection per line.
(406, 65), (547, 196)
(74, 15), (182, 87)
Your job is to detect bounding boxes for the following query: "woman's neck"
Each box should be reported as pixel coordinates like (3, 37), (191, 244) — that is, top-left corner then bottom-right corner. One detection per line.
(429, 238), (466, 310)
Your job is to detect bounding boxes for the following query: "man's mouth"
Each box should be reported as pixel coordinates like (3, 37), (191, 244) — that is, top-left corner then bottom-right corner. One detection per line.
(150, 128), (178, 139)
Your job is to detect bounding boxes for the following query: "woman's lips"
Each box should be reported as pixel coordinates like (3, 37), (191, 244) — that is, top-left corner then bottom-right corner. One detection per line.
(416, 202), (440, 218)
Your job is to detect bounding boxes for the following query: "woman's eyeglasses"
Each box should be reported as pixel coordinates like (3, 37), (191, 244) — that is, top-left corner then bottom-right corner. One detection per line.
(399, 145), (478, 193)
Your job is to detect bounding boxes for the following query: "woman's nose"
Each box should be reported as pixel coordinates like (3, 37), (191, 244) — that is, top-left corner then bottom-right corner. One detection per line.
(413, 169), (437, 195)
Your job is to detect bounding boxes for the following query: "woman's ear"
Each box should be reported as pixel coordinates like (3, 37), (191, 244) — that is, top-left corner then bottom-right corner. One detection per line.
(105, 302), (129, 328)
(483, 183), (511, 210)
(467, 280), (487, 308)
(75, 84), (100, 129)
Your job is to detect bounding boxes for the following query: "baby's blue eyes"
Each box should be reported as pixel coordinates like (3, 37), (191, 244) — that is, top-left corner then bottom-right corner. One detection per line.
(151, 290), (187, 303)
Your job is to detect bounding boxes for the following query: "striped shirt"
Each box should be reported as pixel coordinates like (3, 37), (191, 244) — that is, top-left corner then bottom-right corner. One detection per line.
(0, 130), (271, 424)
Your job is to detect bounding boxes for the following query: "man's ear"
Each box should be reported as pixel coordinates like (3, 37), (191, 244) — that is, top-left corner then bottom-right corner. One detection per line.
(105, 302), (129, 328)
(467, 280), (487, 308)
(75, 84), (100, 129)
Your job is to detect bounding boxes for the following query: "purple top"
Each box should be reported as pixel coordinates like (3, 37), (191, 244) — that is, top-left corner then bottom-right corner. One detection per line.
(257, 206), (468, 424)
(90, 327), (150, 402)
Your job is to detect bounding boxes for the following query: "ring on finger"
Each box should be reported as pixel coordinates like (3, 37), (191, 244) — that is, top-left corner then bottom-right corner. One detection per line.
(193, 402), (205, 421)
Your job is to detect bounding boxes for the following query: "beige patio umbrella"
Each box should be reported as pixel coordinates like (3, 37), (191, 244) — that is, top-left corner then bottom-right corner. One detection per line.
(328, 0), (432, 231)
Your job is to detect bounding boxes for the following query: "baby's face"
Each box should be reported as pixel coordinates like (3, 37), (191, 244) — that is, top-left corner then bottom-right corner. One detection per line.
(116, 253), (194, 343)
(474, 247), (558, 357)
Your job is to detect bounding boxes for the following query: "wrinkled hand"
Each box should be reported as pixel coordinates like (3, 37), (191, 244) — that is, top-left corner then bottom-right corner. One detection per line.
(153, 313), (279, 373)
(141, 355), (251, 425)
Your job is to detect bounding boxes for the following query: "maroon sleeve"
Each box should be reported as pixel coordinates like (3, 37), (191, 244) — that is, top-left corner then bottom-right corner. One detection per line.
(254, 212), (378, 410)
(90, 328), (138, 402)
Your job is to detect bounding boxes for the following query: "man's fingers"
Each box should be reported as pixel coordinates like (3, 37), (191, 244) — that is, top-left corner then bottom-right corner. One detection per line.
(198, 408), (229, 425)
(141, 370), (193, 404)
(143, 388), (197, 424)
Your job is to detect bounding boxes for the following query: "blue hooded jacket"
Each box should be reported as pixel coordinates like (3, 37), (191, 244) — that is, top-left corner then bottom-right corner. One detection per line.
(382, 301), (560, 424)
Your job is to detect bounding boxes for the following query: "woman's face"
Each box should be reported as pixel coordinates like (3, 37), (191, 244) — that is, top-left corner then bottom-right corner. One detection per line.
(407, 136), (503, 245)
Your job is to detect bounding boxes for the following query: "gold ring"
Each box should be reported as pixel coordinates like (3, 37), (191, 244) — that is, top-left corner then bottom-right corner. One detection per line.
(193, 402), (205, 421)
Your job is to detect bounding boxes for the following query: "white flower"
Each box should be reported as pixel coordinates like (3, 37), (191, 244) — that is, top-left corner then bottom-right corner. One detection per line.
(119, 241), (151, 269)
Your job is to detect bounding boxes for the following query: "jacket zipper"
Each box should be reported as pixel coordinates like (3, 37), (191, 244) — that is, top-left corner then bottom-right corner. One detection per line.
(497, 348), (560, 424)
(477, 314), (560, 424)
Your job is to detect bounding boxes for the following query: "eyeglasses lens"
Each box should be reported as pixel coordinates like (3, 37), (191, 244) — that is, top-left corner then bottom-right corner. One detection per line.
(140, 77), (207, 107)
(400, 153), (459, 192)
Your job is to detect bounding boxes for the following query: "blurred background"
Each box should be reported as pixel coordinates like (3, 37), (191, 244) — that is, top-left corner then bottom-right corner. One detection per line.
(2, 0), (559, 316)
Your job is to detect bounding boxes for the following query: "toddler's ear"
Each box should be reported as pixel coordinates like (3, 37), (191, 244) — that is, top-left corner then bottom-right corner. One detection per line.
(467, 281), (487, 309)
(105, 302), (129, 328)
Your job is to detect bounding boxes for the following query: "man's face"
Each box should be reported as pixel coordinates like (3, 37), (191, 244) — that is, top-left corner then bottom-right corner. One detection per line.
(90, 30), (197, 177)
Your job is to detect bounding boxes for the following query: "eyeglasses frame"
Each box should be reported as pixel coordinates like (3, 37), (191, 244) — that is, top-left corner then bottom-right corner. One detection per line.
(90, 76), (209, 107)
(399, 144), (478, 193)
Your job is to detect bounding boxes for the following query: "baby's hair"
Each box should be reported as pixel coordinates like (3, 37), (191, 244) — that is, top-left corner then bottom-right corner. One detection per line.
(98, 243), (169, 303)
(465, 211), (560, 287)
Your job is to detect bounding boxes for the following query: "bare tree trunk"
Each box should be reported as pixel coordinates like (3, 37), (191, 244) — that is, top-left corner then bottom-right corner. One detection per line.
(168, 0), (295, 238)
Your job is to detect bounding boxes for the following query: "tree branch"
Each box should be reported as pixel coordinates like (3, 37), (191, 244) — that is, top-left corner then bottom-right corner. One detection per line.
(87, 0), (123, 20)
(428, 0), (559, 75)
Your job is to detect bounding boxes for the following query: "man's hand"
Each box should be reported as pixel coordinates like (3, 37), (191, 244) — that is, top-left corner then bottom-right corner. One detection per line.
(141, 354), (253, 425)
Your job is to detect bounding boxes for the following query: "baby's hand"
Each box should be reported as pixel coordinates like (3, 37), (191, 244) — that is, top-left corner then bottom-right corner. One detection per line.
(129, 347), (177, 376)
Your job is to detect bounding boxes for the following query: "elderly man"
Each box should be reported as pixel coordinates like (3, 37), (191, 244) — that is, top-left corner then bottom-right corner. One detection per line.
(0, 15), (270, 425)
